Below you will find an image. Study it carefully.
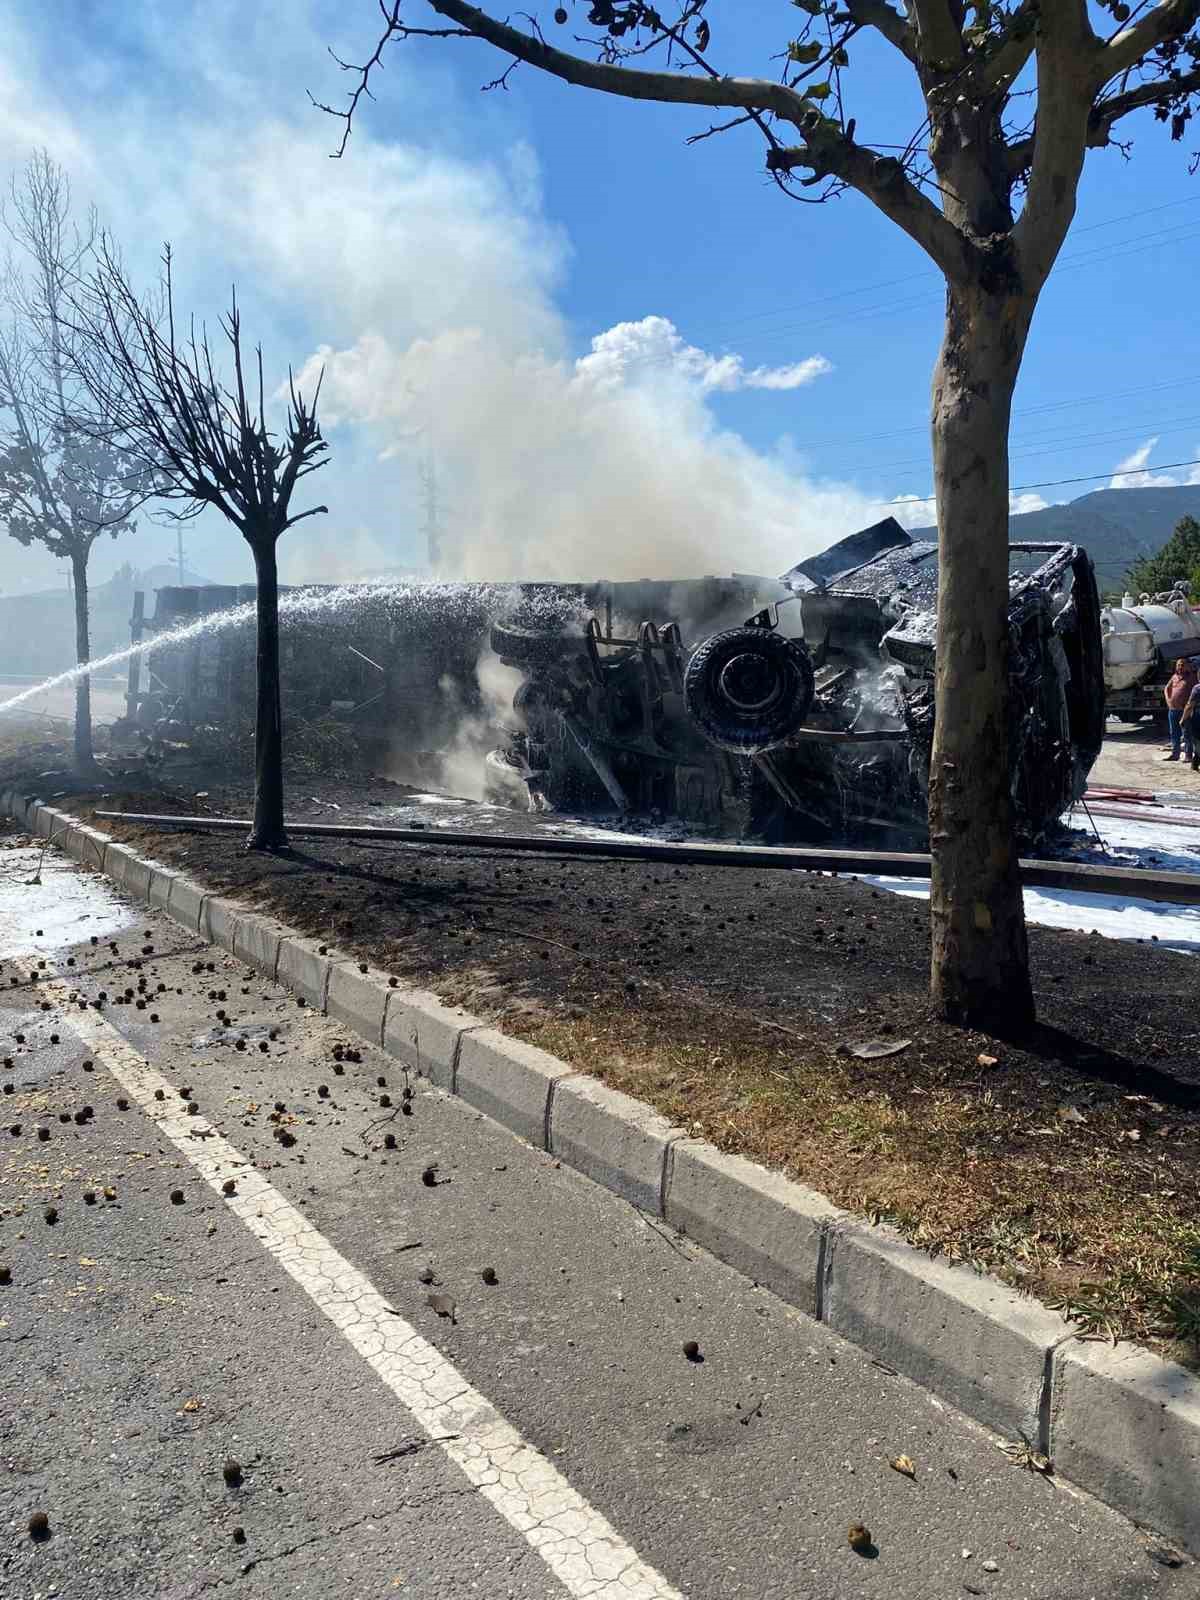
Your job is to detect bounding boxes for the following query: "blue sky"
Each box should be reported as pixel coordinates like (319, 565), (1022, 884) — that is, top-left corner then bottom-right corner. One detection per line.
(0, 0), (1197, 595)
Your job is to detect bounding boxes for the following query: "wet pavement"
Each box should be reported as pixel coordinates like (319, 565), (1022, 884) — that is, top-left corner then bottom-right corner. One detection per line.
(0, 837), (1196, 1598)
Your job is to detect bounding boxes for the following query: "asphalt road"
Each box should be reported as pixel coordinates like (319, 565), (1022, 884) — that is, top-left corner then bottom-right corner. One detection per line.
(0, 843), (1195, 1600)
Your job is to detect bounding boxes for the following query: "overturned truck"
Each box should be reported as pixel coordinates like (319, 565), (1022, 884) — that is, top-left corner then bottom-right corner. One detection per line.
(484, 520), (1104, 845)
(128, 519), (1103, 846)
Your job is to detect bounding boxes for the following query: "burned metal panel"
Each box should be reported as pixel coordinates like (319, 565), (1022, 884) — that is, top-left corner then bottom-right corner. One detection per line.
(778, 515), (912, 593)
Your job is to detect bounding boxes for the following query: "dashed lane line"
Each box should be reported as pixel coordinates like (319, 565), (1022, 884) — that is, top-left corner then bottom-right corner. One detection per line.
(36, 973), (687, 1600)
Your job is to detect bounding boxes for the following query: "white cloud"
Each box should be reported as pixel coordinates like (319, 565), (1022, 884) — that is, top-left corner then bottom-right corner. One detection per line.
(1109, 438), (1200, 489)
(886, 488), (1051, 531)
(1009, 491), (1050, 514)
(574, 316), (832, 395)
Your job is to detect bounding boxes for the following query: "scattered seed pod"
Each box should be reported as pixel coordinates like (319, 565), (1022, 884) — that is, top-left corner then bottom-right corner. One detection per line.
(222, 1178), (237, 1196)
(103, 1186), (117, 1201)
(60, 1112), (72, 1124)
(379, 1094), (392, 1108)
(116, 1097), (129, 1111)
(358, 962), (368, 974)
(376, 1076), (387, 1088)
(682, 1340), (702, 1362)
(9, 1124), (21, 1137)
(481, 1266), (498, 1286)
(401, 1102), (413, 1117)
(421, 1166), (438, 1187)
(317, 1085), (329, 1098)
(418, 1265), (435, 1284)
(180, 1087), (192, 1099)
(847, 1522), (872, 1553)
(232, 1526), (246, 1544)
(154, 1089), (165, 1102)
(275, 1129), (296, 1148)
(333, 1063), (345, 1076)
(83, 1190), (96, 1205)
(383, 1133), (397, 1150)
(388, 977), (398, 987)
(554, 6), (568, 22)
(0, 1263), (11, 1284)
(402, 1086), (413, 1101)
(169, 1188), (185, 1205)
(44, 1206), (58, 1224)
(37, 1127), (50, 1142)
(274, 1101), (286, 1112)
(222, 1458), (243, 1487)
(28, 1510), (49, 1539)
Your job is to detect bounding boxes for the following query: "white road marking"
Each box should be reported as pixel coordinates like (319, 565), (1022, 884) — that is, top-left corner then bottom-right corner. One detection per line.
(37, 974), (685, 1600)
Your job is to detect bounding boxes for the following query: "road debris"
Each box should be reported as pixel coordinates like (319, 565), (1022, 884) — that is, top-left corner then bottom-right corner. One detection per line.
(889, 1453), (916, 1479)
(425, 1292), (456, 1323)
(849, 1037), (912, 1060)
(847, 1522), (872, 1552)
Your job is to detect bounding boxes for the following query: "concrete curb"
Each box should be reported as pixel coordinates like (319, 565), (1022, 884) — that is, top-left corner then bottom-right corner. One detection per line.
(7, 793), (1199, 1554)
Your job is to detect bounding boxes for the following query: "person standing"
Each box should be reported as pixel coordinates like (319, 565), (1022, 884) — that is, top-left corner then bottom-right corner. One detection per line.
(1182, 673), (1200, 771)
(1164, 658), (1198, 762)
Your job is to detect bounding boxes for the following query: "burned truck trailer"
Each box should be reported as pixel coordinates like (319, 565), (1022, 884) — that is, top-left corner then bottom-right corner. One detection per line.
(125, 520), (1104, 845)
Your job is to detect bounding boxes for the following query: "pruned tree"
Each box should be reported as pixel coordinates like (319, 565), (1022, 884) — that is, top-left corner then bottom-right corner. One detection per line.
(316, 0), (1200, 1028)
(71, 242), (328, 849)
(0, 152), (148, 773)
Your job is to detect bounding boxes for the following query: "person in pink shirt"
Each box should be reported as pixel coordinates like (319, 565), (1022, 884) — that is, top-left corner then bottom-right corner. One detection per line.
(1163, 658), (1198, 762)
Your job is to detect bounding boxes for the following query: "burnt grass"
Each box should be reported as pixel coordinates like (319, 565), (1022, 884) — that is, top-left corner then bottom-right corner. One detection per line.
(37, 770), (1200, 1367)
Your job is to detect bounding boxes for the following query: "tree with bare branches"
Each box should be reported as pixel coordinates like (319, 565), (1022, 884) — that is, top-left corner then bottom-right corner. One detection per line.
(0, 152), (149, 774)
(316, 0), (1200, 1029)
(72, 243), (328, 849)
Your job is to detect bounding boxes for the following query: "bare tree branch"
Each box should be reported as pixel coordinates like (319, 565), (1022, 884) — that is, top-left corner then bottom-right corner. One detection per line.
(982, 0), (1041, 91)
(1091, 62), (1200, 139)
(906, 0), (966, 71)
(1100, 0), (1200, 82)
(68, 239), (328, 545)
(843, 0), (916, 62)
(1012, 3), (1098, 287)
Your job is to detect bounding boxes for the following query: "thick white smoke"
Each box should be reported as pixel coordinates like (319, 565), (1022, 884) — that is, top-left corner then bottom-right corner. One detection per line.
(296, 313), (895, 582)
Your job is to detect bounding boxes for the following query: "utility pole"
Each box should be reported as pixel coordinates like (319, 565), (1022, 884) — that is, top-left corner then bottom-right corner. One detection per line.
(173, 527), (185, 585)
(418, 448), (442, 573)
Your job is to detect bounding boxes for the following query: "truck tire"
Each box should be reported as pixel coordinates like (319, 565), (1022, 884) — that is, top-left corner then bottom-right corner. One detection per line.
(684, 627), (814, 753)
(490, 620), (581, 672)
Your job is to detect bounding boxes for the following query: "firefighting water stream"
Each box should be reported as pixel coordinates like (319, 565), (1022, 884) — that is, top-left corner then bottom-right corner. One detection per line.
(0, 578), (525, 717)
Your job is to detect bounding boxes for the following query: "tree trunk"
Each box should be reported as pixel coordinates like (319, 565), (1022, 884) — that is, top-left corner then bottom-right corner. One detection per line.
(70, 547), (96, 775)
(928, 281), (1035, 1032)
(246, 537), (288, 851)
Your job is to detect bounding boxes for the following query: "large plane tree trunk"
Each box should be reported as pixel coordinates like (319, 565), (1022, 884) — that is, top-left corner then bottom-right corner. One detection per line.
(928, 280), (1036, 1031)
(246, 536), (288, 852)
(70, 546), (96, 776)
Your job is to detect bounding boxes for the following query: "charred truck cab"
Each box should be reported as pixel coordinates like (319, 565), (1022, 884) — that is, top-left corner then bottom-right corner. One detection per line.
(488, 519), (1104, 846)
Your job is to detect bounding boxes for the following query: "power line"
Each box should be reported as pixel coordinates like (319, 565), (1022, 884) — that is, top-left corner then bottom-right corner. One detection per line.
(722, 218), (1200, 352)
(859, 411), (1200, 478)
(692, 193), (1200, 344)
(803, 373), (1200, 452)
(879, 455), (1200, 509)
